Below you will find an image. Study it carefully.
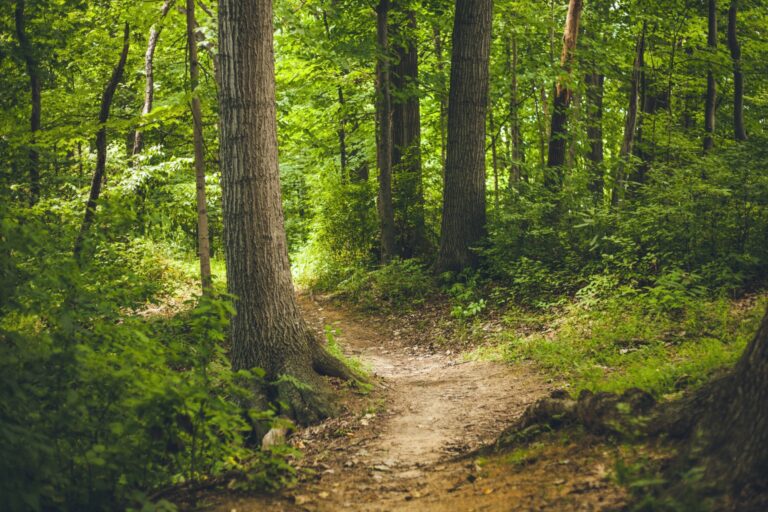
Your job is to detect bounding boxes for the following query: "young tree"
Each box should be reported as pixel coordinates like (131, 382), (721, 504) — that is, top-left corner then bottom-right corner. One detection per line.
(545, 0), (583, 189)
(375, 0), (397, 262)
(185, 0), (212, 292)
(217, 0), (355, 424)
(73, 23), (130, 260)
(727, 0), (747, 141)
(434, 0), (493, 273)
(14, 0), (41, 205)
(132, 0), (173, 156)
(585, 68), (604, 202)
(704, 0), (717, 152)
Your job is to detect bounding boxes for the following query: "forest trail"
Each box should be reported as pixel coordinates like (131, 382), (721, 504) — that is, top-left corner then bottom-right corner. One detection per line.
(212, 296), (628, 511)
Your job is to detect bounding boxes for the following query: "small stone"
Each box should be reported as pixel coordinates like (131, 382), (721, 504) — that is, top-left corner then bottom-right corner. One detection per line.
(293, 495), (312, 505)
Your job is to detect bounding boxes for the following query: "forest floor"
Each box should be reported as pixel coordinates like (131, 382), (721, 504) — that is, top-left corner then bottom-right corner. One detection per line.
(203, 295), (633, 511)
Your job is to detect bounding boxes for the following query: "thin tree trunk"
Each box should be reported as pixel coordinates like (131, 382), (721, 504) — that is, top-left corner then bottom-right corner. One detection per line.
(704, 0), (717, 152)
(612, 25), (645, 208)
(433, 23), (447, 170)
(489, 108), (499, 212)
(217, 0), (354, 426)
(375, 0), (396, 262)
(391, 6), (425, 257)
(506, 34), (523, 185)
(322, 8), (348, 180)
(133, 0), (173, 157)
(14, 0), (41, 205)
(546, 0), (583, 190)
(186, 0), (212, 292)
(435, 0), (492, 273)
(74, 23), (130, 261)
(728, 0), (747, 141)
(585, 70), (604, 203)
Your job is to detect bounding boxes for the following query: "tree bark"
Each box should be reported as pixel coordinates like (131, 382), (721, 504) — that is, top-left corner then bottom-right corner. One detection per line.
(391, 6), (425, 258)
(728, 0), (747, 141)
(186, 0), (212, 292)
(217, 0), (354, 425)
(132, 0), (173, 157)
(704, 0), (717, 152)
(612, 25), (645, 208)
(73, 23), (130, 261)
(14, 0), (41, 205)
(433, 23), (448, 170)
(375, 0), (396, 262)
(545, 0), (583, 190)
(434, 0), (492, 274)
(585, 70), (604, 203)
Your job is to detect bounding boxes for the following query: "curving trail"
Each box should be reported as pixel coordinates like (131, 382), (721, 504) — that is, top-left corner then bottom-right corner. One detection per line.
(211, 296), (627, 512)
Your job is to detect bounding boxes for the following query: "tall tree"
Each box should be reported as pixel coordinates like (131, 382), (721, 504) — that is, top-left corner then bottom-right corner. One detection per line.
(73, 23), (130, 260)
(612, 25), (645, 207)
(217, 0), (354, 424)
(727, 0), (747, 141)
(391, 5), (425, 257)
(186, 0), (212, 291)
(704, 0), (717, 152)
(585, 69), (604, 202)
(375, 0), (396, 262)
(506, 34), (524, 185)
(132, 0), (174, 156)
(14, 0), (41, 205)
(435, 0), (493, 273)
(545, 0), (583, 188)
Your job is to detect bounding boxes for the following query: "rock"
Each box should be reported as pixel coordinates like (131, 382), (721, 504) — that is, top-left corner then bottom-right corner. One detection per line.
(261, 427), (288, 450)
(293, 495), (312, 505)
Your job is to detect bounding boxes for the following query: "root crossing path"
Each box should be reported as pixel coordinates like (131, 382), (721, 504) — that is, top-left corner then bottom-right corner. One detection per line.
(213, 296), (627, 512)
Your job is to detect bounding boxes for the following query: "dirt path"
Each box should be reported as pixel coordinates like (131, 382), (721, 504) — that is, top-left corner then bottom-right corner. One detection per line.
(211, 297), (628, 512)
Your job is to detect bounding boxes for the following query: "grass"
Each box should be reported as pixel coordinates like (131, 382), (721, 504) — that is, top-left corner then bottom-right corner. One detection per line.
(468, 293), (767, 397)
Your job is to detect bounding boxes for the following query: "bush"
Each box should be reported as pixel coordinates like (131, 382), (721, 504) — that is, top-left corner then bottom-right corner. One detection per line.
(336, 258), (434, 312)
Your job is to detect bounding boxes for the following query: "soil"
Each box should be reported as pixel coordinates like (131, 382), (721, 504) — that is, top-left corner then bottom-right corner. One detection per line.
(203, 295), (630, 511)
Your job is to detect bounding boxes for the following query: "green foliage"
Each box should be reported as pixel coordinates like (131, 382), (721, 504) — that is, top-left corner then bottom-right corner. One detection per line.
(335, 258), (434, 312)
(0, 206), (282, 511)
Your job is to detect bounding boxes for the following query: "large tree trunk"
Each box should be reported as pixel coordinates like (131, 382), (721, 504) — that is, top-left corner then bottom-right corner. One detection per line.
(585, 70), (604, 203)
(73, 23), (130, 261)
(704, 0), (717, 152)
(14, 0), (41, 206)
(217, 0), (354, 425)
(728, 0), (747, 142)
(545, 0), (583, 190)
(391, 6), (425, 258)
(186, 0), (212, 292)
(612, 26), (644, 208)
(434, 0), (492, 274)
(375, 0), (397, 262)
(132, 0), (173, 157)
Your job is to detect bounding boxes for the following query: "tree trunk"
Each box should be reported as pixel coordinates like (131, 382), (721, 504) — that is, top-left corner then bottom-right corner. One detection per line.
(585, 71), (604, 203)
(14, 0), (41, 205)
(434, 0), (492, 274)
(489, 107), (499, 212)
(73, 23), (130, 261)
(704, 0), (717, 152)
(433, 23), (448, 170)
(391, 6), (425, 258)
(321, 8), (348, 181)
(375, 0), (396, 262)
(217, 0), (354, 425)
(728, 0), (747, 141)
(545, 0), (583, 190)
(132, 0), (173, 157)
(186, 0), (212, 292)
(612, 26), (644, 208)
(506, 34), (524, 185)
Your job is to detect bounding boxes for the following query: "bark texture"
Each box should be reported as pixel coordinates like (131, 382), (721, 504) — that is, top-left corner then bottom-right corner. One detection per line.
(14, 0), (41, 205)
(186, 0), (212, 291)
(585, 71), (604, 202)
(391, 6), (425, 257)
(545, 0), (583, 189)
(434, 0), (493, 273)
(375, 0), (396, 262)
(132, 0), (173, 156)
(728, 0), (747, 141)
(217, 0), (354, 425)
(704, 0), (717, 152)
(73, 23), (130, 261)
